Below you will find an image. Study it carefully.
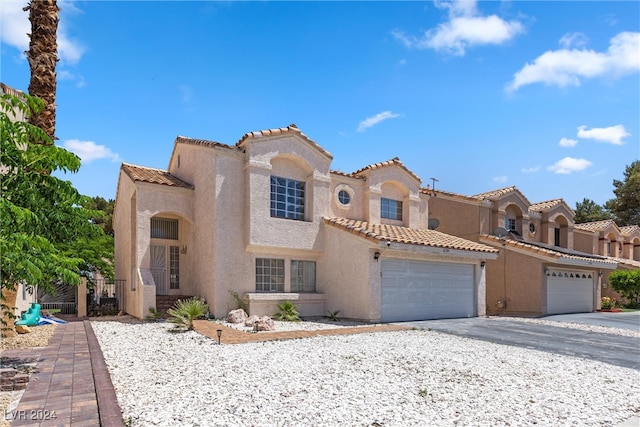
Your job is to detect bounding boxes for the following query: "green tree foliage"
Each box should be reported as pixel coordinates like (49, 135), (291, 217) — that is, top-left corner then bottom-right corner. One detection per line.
(604, 161), (640, 226)
(86, 196), (114, 236)
(1, 92), (114, 297)
(609, 269), (640, 308)
(574, 198), (611, 224)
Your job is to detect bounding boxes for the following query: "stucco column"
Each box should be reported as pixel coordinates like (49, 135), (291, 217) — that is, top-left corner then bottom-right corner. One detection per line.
(77, 277), (87, 317)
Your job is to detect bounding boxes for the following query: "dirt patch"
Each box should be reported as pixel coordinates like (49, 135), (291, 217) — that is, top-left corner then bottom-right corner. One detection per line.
(192, 320), (412, 345)
(0, 325), (56, 351)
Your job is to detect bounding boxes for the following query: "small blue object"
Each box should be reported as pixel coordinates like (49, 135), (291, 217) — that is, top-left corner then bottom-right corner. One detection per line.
(15, 303), (41, 326)
(37, 316), (67, 326)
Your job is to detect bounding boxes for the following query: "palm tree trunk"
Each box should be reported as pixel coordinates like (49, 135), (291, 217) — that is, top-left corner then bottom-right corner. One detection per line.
(24, 0), (60, 141)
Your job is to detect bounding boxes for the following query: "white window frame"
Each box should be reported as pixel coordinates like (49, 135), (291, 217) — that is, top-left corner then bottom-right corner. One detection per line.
(381, 198), (402, 220)
(291, 260), (316, 293)
(256, 258), (285, 292)
(270, 176), (305, 221)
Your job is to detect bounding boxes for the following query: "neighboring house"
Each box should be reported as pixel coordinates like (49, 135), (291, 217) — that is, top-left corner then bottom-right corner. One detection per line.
(114, 125), (499, 322)
(574, 220), (640, 304)
(428, 186), (618, 316)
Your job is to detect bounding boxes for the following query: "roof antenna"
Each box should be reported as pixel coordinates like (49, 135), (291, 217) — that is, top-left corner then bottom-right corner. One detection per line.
(429, 177), (439, 194)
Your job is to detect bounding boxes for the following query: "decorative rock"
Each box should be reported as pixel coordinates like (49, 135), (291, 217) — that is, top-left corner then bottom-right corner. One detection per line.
(255, 316), (275, 332)
(244, 315), (259, 327)
(15, 325), (31, 334)
(226, 309), (248, 324)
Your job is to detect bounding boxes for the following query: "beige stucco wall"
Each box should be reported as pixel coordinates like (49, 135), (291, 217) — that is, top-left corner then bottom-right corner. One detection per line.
(485, 248), (544, 316)
(329, 175), (366, 220)
(428, 195), (483, 239)
(319, 227), (376, 321)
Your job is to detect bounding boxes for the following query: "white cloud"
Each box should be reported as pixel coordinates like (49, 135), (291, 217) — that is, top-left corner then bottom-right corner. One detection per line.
(62, 139), (120, 164)
(493, 175), (508, 183)
(392, 0), (524, 56)
(559, 137), (578, 147)
(577, 124), (629, 145)
(357, 111), (400, 132)
(521, 166), (540, 173)
(0, 0), (85, 64)
(507, 32), (640, 92)
(547, 157), (592, 174)
(559, 32), (588, 49)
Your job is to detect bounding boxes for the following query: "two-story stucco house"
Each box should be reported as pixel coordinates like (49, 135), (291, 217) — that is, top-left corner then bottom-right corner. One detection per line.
(114, 125), (499, 322)
(428, 186), (621, 316)
(574, 220), (640, 303)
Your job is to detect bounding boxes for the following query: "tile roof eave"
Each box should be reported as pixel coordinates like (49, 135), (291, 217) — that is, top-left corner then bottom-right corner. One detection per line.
(121, 163), (194, 190)
(479, 234), (617, 268)
(324, 217), (499, 255)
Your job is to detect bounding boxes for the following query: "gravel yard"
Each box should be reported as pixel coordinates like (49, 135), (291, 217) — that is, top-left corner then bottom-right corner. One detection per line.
(92, 321), (640, 427)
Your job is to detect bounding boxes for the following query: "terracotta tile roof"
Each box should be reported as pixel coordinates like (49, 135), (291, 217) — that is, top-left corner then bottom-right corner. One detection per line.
(0, 82), (24, 96)
(530, 199), (562, 211)
(620, 225), (640, 236)
(330, 170), (366, 180)
(610, 257), (640, 269)
(479, 234), (617, 267)
(175, 135), (238, 151)
(472, 186), (518, 200)
(574, 220), (619, 233)
(351, 157), (421, 183)
(420, 188), (479, 201)
(236, 124), (333, 159)
(121, 163), (193, 189)
(324, 217), (499, 254)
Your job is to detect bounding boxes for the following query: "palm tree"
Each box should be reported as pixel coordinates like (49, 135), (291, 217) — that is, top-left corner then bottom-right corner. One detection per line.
(24, 0), (60, 141)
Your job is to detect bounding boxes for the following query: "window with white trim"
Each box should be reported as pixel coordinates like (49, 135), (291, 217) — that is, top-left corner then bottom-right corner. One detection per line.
(270, 176), (305, 220)
(256, 258), (285, 292)
(291, 260), (316, 293)
(506, 218), (517, 232)
(381, 198), (402, 220)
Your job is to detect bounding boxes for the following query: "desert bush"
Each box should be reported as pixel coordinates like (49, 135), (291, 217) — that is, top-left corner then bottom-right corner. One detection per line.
(168, 297), (208, 330)
(274, 300), (300, 321)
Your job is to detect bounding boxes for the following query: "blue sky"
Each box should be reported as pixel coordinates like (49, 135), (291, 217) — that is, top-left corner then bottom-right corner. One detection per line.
(1, 1), (638, 208)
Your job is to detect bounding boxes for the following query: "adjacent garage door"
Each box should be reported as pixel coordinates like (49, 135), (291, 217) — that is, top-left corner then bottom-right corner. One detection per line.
(546, 269), (594, 315)
(380, 260), (475, 322)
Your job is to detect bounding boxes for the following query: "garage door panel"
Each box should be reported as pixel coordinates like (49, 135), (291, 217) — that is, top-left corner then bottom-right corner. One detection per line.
(381, 260), (475, 322)
(547, 270), (594, 315)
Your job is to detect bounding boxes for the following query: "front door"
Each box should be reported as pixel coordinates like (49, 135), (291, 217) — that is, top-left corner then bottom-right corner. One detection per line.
(151, 245), (168, 295)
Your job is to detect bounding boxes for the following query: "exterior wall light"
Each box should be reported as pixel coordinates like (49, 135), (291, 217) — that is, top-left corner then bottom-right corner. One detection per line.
(374, 252), (380, 261)
(480, 261), (486, 268)
(181, 245), (188, 254)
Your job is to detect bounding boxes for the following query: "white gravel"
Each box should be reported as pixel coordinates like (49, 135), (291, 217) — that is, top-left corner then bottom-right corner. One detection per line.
(92, 321), (640, 427)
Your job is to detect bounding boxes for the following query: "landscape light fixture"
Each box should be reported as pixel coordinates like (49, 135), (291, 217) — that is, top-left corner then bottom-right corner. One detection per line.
(374, 251), (380, 261)
(216, 329), (222, 345)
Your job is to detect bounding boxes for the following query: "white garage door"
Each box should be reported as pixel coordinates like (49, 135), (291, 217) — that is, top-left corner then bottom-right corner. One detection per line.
(381, 260), (475, 322)
(546, 269), (594, 315)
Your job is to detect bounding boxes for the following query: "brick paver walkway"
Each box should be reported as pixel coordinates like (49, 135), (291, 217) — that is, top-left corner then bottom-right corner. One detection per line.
(8, 321), (123, 427)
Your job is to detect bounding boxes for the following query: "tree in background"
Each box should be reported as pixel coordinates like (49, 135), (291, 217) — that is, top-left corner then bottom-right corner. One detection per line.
(609, 269), (640, 308)
(604, 161), (640, 227)
(574, 198), (611, 224)
(1, 93), (113, 334)
(86, 196), (115, 237)
(24, 0), (59, 140)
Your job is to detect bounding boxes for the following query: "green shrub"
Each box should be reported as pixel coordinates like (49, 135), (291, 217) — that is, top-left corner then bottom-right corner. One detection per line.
(167, 297), (208, 330)
(146, 307), (164, 321)
(229, 290), (248, 312)
(609, 269), (640, 308)
(274, 300), (300, 321)
(327, 310), (340, 321)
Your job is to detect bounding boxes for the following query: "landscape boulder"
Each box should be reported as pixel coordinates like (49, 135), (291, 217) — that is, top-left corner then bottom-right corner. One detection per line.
(15, 325), (31, 334)
(254, 316), (275, 332)
(226, 309), (248, 324)
(244, 315), (259, 327)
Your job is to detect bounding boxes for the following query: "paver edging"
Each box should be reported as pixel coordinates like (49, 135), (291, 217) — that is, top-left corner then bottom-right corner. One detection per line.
(83, 321), (124, 427)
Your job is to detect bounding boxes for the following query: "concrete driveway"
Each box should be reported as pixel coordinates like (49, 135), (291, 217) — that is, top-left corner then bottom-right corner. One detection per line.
(401, 312), (640, 370)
